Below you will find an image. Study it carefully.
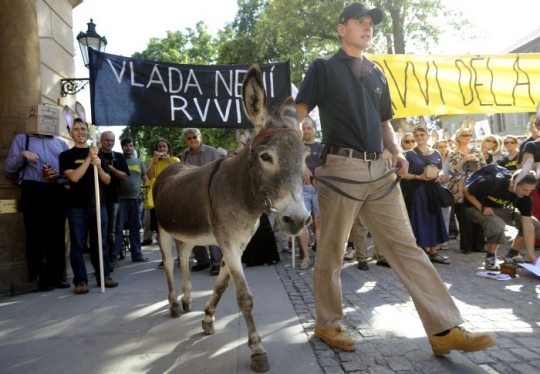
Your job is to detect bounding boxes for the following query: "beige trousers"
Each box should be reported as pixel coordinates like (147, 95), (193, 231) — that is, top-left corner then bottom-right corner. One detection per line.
(313, 155), (464, 336)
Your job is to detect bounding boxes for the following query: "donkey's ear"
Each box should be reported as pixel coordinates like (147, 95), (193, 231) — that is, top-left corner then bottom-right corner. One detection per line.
(75, 101), (87, 123)
(242, 64), (267, 134)
(62, 106), (75, 133)
(279, 97), (298, 130)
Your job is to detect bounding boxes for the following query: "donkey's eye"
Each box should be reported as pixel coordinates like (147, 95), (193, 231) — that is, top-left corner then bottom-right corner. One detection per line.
(260, 153), (273, 164)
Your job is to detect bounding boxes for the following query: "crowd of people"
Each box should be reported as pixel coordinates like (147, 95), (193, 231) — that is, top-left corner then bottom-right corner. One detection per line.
(9, 1), (540, 361)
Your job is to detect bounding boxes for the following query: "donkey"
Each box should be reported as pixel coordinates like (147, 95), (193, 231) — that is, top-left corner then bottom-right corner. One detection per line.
(152, 64), (310, 373)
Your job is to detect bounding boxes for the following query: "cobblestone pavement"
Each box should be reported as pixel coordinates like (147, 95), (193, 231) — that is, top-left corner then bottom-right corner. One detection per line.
(276, 236), (540, 374)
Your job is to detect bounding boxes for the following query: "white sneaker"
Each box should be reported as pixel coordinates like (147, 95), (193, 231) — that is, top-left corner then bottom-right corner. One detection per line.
(504, 254), (525, 264)
(484, 257), (500, 271)
(344, 248), (355, 261)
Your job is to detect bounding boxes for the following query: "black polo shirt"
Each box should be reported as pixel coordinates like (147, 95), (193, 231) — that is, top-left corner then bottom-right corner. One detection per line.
(296, 48), (393, 152)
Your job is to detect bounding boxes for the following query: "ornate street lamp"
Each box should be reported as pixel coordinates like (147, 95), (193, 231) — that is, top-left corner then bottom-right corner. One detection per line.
(60, 19), (107, 96)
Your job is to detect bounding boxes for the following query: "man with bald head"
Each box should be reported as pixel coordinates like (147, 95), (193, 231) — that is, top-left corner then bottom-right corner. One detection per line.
(99, 131), (130, 269)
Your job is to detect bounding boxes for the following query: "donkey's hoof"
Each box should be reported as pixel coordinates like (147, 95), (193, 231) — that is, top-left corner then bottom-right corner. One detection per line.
(250, 353), (269, 373)
(202, 320), (215, 335)
(182, 300), (191, 312)
(170, 305), (180, 318)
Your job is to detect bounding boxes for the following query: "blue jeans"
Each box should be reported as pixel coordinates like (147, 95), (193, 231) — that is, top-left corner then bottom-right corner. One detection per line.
(67, 207), (109, 285)
(115, 199), (144, 260)
(302, 184), (319, 216)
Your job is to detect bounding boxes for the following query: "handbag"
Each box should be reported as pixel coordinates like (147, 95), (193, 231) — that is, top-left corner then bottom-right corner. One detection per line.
(448, 177), (465, 203)
(143, 178), (155, 210)
(412, 147), (451, 207)
(436, 184), (454, 207)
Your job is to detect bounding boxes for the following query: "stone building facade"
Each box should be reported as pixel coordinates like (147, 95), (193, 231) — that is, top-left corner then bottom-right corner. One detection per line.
(0, 0), (82, 293)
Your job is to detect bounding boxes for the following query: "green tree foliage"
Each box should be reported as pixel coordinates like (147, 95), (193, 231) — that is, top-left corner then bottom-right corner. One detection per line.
(220, 0), (472, 87)
(372, 0), (472, 54)
(121, 22), (238, 162)
(217, 0), (268, 65)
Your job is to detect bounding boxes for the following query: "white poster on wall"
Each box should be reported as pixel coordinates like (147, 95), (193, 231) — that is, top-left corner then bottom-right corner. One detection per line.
(474, 119), (491, 138)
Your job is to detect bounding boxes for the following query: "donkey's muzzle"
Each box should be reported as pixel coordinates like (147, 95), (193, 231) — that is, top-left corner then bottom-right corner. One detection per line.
(280, 211), (311, 236)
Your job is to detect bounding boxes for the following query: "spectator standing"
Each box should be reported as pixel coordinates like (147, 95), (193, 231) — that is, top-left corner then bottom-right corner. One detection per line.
(99, 131), (129, 269)
(480, 135), (502, 164)
(517, 120), (540, 165)
(180, 128), (222, 276)
(114, 137), (148, 263)
(435, 140), (452, 250)
(60, 118), (118, 294)
(497, 136), (519, 171)
(298, 115), (322, 270)
(5, 133), (69, 290)
(448, 128), (487, 254)
(402, 132), (416, 151)
(401, 126), (449, 264)
(295, 2), (495, 355)
(518, 110), (540, 247)
(147, 138), (180, 268)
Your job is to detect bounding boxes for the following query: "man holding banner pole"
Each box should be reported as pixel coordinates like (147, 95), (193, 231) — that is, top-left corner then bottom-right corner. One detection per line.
(295, 2), (496, 356)
(60, 116), (118, 294)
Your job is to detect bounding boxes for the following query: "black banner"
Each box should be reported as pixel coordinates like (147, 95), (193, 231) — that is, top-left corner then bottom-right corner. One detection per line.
(88, 49), (291, 128)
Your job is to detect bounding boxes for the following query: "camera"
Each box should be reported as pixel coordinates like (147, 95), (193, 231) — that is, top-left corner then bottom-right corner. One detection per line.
(159, 152), (165, 158)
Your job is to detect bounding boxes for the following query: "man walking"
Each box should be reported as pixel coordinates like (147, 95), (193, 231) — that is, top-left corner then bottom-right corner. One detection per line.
(295, 3), (496, 356)
(181, 128), (222, 275)
(114, 138), (149, 263)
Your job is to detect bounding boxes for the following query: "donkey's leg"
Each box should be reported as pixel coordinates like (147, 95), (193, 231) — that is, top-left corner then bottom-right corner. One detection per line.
(202, 259), (231, 335)
(175, 239), (193, 313)
(218, 251), (269, 373)
(158, 228), (179, 318)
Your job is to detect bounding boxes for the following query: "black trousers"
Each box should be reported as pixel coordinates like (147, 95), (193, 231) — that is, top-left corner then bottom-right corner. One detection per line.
(454, 202), (485, 252)
(21, 181), (68, 284)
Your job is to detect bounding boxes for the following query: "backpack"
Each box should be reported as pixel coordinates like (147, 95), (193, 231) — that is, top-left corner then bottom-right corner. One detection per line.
(465, 164), (512, 188)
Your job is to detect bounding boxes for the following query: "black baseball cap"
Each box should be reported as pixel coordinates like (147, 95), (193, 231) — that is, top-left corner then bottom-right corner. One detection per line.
(338, 3), (383, 25)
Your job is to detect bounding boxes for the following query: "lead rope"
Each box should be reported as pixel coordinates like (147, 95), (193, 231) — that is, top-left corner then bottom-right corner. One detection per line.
(313, 166), (400, 202)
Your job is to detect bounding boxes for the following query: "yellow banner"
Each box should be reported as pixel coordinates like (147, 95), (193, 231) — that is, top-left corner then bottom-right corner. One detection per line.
(367, 54), (540, 118)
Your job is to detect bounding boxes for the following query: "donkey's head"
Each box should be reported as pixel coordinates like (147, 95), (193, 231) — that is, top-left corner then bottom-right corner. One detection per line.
(242, 65), (310, 236)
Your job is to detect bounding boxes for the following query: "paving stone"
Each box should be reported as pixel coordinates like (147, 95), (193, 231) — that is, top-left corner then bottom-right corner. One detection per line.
(386, 356), (414, 371)
(509, 348), (540, 360)
(274, 235), (540, 374)
(319, 357), (339, 367)
(513, 363), (540, 374)
(342, 360), (368, 372)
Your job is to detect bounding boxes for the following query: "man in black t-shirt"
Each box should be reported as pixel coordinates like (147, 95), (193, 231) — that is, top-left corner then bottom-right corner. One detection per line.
(463, 170), (540, 271)
(60, 119), (118, 294)
(99, 131), (129, 269)
(517, 104), (540, 165)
